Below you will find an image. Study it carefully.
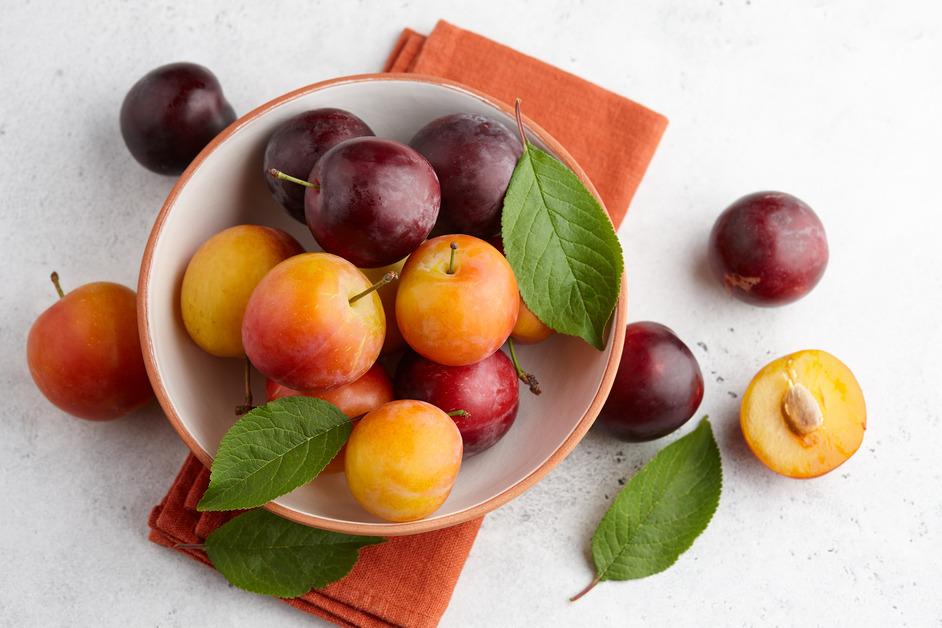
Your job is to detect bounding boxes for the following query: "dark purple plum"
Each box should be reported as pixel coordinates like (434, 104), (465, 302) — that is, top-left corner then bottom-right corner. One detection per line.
(410, 113), (522, 237)
(263, 109), (374, 222)
(708, 191), (828, 306)
(599, 322), (704, 442)
(394, 350), (519, 456)
(120, 62), (235, 175)
(305, 137), (440, 268)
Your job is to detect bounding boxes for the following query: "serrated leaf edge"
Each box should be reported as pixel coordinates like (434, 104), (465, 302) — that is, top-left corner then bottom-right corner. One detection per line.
(502, 142), (624, 350)
(204, 510), (384, 598)
(198, 397), (351, 512)
(592, 418), (723, 582)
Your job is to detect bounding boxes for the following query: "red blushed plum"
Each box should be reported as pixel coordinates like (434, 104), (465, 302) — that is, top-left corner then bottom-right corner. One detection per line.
(409, 113), (522, 237)
(600, 322), (704, 442)
(305, 137), (440, 268)
(708, 191), (828, 306)
(396, 235), (519, 366)
(394, 350), (519, 455)
(267, 364), (394, 473)
(242, 253), (385, 392)
(27, 276), (153, 420)
(263, 109), (374, 222)
(120, 62), (236, 175)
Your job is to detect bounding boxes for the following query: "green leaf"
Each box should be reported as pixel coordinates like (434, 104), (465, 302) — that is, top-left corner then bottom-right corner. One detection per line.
(198, 396), (351, 511)
(501, 142), (624, 349)
(205, 509), (383, 597)
(580, 418), (722, 597)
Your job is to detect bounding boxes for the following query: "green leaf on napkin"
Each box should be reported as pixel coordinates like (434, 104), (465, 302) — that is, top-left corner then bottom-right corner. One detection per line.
(573, 417), (722, 600)
(205, 509), (383, 597)
(198, 396), (351, 512)
(501, 128), (623, 350)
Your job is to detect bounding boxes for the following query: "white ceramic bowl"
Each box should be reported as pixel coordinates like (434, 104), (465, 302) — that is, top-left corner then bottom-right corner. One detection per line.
(139, 74), (627, 535)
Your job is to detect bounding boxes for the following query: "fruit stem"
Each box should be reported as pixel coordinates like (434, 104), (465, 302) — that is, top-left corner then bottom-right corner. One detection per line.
(50, 271), (65, 298)
(447, 409), (470, 417)
(234, 358), (256, 416)
(508, 338), (542, 395)
(349, 271), (399, 305)
(569, 574), (601, 602)
(447, 242), (458, 274)
(268, 168), (320, 190)
(513, 98), (528, 148)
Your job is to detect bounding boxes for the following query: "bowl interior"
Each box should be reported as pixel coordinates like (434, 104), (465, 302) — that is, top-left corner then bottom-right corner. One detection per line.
(144, 76), (617, 532)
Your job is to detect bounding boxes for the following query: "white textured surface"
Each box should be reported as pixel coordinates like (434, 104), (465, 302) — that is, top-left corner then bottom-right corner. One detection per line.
(1, 1), (939, 626)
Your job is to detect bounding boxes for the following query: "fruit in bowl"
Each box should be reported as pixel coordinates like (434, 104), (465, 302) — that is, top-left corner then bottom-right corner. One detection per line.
(267, 364), (394, 474)
(180, 225), (302, 358)
(394, 349), (519, 456)
(242, 252), (387, 392)
(396, 234), (519, 366)
(271, 136), (441, 268)
(139, 76), (626, 535)
(263, 108), (374, 222)
(345, 399), (463, 522)
(410, 113), (522, 237)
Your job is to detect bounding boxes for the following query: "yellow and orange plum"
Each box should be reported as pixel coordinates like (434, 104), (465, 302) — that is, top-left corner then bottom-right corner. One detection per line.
(180, 225), (302, 357)
(345, 399), (462, 522)
(511, 297), (554, 344)
(242, 252), (385, 392)
(27, 278), (153, 420)
(741, 349), (866, 478)
(266, 364), (394, 473)
(396, 234), (518, 366)
(360, 258), (407, 355)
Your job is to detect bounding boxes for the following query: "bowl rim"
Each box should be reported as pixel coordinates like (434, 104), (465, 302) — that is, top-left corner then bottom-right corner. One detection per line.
(138, 72), (628, 536)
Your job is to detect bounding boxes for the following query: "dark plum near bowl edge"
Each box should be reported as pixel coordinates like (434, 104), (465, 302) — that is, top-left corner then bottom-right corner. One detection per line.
(599, 322), (704, 442)
(263, 108), (374, 223)
(708, 191), (829, 306)
(410, 113), (522, 238)
(120, 62), (236, 175)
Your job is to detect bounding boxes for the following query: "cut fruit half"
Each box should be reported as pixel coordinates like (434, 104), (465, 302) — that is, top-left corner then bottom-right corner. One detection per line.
(741, 349), (866, 478)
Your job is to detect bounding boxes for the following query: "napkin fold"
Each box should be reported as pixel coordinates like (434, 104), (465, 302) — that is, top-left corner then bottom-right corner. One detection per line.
(149, 19), (667, 628)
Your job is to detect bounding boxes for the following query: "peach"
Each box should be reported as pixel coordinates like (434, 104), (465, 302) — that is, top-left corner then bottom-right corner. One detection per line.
(180, 225), (302, 357)
(266, 364), (394, 473)
(345, 400), (463, 522)
(27, 274), (153, 420)
(741, 349), (866, 478)
(360, 258), (406, 355)
(396, 235), (518, 366)
(242, 252), (385, 392)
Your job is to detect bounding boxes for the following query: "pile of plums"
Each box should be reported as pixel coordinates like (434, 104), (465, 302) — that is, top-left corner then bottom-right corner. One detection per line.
(179, 100), (565, 523)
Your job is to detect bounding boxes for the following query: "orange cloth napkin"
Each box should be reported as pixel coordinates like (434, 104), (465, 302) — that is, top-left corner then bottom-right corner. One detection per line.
(149, 20), (667, 628)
